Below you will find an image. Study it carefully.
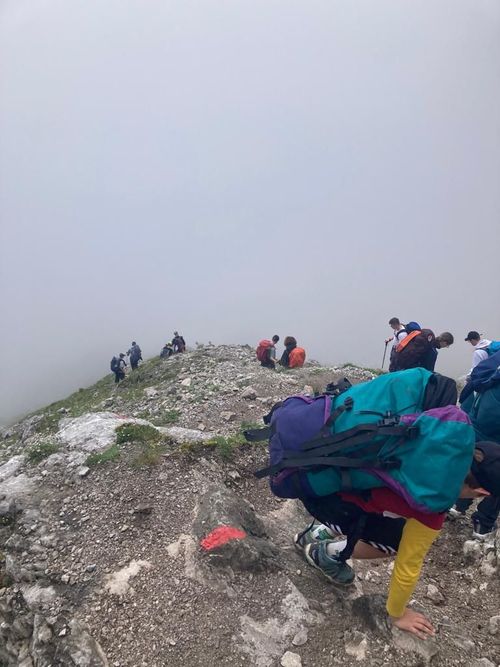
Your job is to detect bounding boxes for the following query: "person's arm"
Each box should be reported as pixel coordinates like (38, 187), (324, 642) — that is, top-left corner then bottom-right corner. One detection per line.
(387, 518), (439, 636)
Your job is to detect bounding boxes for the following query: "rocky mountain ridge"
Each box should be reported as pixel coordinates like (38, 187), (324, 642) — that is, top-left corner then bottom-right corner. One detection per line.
(0, 345), (498, 667)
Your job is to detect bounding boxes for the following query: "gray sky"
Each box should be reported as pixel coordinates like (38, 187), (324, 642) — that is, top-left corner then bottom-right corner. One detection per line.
(1, 0), (499, 425)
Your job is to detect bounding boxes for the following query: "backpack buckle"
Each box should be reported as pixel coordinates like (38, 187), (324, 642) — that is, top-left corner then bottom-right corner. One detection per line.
(379, 413), (400, 427)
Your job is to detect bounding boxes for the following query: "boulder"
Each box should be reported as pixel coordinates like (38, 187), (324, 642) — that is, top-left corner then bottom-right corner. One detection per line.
(193, 484), (279, 572)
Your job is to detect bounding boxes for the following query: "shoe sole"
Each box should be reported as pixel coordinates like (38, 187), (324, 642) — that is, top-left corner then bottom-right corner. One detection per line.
(303, 544), (354, 587)
(472, 530), (494, 541)
(293, 532), (309, 554)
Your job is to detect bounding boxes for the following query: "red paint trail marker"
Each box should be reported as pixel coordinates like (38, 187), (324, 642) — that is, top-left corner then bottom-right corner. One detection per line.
(200, 526), (247, 551)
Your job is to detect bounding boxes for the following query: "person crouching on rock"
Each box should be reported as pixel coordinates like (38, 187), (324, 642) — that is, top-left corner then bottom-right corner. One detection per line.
(294, 443), (500, 639)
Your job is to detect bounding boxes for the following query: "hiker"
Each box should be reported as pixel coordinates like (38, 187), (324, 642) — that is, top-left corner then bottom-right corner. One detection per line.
(391, 328), (453, 372)
(387, 317), (407, 371)
(279, 336), (306, 368)
(294, 441), (499, 638)
(127, 341), (142, 370)
(256, 335), (280, 369)
(247, 369), (498, 638)
(423, 332), (454, 371)
(449, 350), (500, 537)
(464, 331), (500, 377)
(160, 342), (174, 358)
(172, 331), (186, 353)
(110, 353), (127, 384)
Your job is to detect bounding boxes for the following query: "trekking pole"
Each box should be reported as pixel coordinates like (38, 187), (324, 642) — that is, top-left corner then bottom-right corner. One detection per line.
(381, 341), (389, 369)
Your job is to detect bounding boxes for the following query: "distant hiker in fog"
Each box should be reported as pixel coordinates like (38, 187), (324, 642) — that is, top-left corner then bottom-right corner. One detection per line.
(172, 331), (186, 353)
(279, 336), (306, 368)
(256, 335), (280, 369)
(110, 353), (127, 384)
(160, 342), (174, 358)
(127, 341), (142, 370)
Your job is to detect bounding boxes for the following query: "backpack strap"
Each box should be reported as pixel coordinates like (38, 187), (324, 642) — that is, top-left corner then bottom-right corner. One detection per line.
(254, 420), (416, 479)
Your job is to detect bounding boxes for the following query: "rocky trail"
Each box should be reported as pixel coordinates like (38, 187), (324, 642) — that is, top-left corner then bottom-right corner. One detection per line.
(0, 345), (499, 667)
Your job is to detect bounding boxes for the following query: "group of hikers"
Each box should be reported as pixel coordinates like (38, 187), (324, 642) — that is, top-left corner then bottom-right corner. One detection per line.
(110, 332), (186, 383)
(251, 319), (500, 639)
(160, 332), (186, 358)
(256, 335), (306, 369)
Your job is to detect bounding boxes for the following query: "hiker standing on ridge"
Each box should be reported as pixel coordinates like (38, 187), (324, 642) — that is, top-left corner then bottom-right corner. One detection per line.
(127, 341), (142, 370)
(256, 335), (280, 369)
(172, 331), (186, 353)
(464, 331), (500, 377)
(387, 317), (407, 371)
(279, 336), (306, 368)
(110, 353), (127, 384)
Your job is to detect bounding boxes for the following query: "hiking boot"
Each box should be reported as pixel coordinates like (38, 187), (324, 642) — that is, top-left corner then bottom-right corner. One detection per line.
(472, 519), (496, 541)
(303, 541), (355, 586)
(447, 507), (465, 520)
(294, 523), (342, 552)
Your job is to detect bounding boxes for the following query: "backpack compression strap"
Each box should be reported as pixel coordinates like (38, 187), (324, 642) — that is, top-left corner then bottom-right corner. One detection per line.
(244, 397), (353, 443)
(254, 420), (417, 479)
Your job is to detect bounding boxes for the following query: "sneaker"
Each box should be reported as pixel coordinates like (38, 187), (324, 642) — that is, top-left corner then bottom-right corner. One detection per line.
(472, 519), (496, 541)
(294, 523), (340, 552)
(303, 541), (355, 586)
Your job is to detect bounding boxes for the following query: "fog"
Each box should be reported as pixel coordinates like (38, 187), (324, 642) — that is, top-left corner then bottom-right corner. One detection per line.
(1, 0), (499, 426)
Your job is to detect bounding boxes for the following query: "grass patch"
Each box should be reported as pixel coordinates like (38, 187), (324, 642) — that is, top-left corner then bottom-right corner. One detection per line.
(33, 412), (61, 435)
(26, 441), (59, 464)
(115, 423), (161, 445)
(179, 422), (263, 461)
(86, 444), (120, 466)
(131, 441), (167, 467)
(148, 409), (180, 426)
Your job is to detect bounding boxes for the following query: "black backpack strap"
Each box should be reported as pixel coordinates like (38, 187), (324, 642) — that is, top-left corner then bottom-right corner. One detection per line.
(244, 426), (272, 442)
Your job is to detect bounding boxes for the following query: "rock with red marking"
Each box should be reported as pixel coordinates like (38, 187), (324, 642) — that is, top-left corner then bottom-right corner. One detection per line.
(193, 484), (279, 572)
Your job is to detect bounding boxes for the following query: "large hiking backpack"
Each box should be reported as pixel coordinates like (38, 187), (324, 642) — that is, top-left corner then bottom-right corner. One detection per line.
(256, 340), (273, 362)
(110, 357), (120, 372)
(247, 368), (473, 514)
(289, 347), (306, 368)
(393, 329), (435, 371)
(486, 341), (500, 356)
(460, 350), (500, 443)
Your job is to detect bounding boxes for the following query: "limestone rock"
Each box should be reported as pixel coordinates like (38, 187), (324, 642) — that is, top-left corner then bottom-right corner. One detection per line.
(344, 630), (368, 661)
(391, 626), (438, 664)
(463, 540), (483, 562)
(241, 387), (257, 400)
(193, 483), (279, 572)
(426, 584), (444, 604)
(280, 651), (302, 667)
(291, 628), (308, 646)
(488, 614), (500, 635)
(57, 413), (152, 453)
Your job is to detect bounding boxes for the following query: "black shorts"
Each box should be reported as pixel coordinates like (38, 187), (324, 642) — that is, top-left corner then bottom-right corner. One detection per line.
(302, 494), (405, 555)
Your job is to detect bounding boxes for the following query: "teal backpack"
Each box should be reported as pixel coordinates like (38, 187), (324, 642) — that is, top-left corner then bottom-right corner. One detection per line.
(250, 368), (475, 514)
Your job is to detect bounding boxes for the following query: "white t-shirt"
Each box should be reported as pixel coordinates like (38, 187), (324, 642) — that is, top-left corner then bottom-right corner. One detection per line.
(392, 327), (407, 348)
(470, 339), (491, 374)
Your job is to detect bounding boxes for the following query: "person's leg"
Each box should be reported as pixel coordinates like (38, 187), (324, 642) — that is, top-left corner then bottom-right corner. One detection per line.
(472, 495), (500, 535)
(299, 495), (404, 584)
(114, 372), (120, 384)
(452, 498), (473, 514)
